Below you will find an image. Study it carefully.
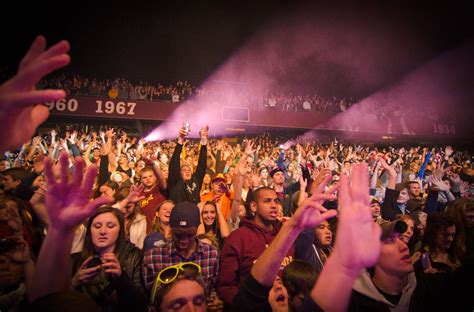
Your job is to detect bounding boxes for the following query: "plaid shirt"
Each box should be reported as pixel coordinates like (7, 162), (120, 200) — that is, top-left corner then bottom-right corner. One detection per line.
(143, 238), (219, 294)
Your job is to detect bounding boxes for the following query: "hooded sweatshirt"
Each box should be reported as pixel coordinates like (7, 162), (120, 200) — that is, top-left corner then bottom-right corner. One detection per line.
(351, 270), (417, 312)
(217, 217), (294, 305)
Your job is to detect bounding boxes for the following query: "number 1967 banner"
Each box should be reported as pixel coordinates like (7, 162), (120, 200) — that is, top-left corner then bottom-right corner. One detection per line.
(46, 96), (177, 120)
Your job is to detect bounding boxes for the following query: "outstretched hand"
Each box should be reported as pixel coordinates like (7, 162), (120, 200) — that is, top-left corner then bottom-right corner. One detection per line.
(0, 36), (70, 152)
(44, 151), (113, 232)
(334, 163), (381, 275)
(290, 174), (338, 230)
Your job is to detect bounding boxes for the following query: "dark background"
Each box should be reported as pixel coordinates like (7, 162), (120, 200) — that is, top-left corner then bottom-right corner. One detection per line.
(1, 1), (472, 101)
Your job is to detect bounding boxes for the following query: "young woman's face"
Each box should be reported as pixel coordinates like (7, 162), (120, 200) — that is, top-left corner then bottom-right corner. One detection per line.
(202, 204), (216, 226)
(99, 185), (115, 198)
(120, 201), (136, 219)
(158, 202), (174, 225)
(203, 173), (211, 185)
(238, 204), (246, 218)
(91, 212), (120, 253)
(260, 169), (269, 179)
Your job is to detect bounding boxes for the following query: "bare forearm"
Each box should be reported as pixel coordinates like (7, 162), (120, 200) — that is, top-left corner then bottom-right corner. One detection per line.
(154, 164), (167, 190)
(311, 255), (359, 312)
(29, 227), (75, 302)
(250, 221), (301, 287)
(218, 211), (231, 238)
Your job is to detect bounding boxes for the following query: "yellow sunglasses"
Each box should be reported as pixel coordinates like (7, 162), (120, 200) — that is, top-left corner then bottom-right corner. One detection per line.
(150, 262), (202, 305)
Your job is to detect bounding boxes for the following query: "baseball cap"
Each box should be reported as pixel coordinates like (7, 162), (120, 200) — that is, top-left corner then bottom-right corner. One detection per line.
(211, 173), (226, 184)
(270, 166), (284, 178)
(169, 202), (201, 228)
(380, 220), (407, 241)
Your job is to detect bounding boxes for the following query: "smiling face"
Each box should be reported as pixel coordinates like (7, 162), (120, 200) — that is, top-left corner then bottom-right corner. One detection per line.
(371, 202), (381, 217)
(202, 203), (216, 226)
(90, 212), (120, 254)
(157, 202), (174, 225)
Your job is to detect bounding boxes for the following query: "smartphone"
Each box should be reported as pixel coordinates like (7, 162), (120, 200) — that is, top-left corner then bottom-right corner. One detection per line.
(182, 122), (190, 135)
(86, 255), (102, 268)
(421, 253), (431, 270)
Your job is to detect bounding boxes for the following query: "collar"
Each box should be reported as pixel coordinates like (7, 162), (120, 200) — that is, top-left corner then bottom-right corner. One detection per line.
(169, 238), (204, 258)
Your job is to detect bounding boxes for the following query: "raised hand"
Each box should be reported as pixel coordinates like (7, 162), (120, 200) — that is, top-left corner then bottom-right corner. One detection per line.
(126, 184), (145, 203)
(236, 156), (249, 176)
(334, 163), (381, 273)
(44, 151), (113, 232)
(244, 139), (255, 155)
(430, 175), (449, 192)
(0, 36), (70, 152)
(444, 146), (453, 157)
(290, 174), (337, 230)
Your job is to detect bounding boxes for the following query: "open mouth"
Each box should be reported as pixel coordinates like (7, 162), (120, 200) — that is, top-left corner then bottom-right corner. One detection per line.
(400, 254), (410, 261)
(276, 294), (286, 302)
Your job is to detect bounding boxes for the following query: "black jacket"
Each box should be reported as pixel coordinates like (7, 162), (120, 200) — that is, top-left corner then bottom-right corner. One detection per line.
(71, 242), (147, 312)
(168, 143), (207, 204)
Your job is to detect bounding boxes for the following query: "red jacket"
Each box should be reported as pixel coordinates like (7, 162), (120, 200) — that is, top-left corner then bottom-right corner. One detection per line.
(217, 218), (294, 304)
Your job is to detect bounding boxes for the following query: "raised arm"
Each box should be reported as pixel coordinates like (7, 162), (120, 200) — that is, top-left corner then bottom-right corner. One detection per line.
(0, 36), (70, 152)
(380, 158), (397, 190)
(249, 174), (337, 287)
(29, 152), (113, 303)
(194, 125), (209, 189)
(311, 163), (381, 312)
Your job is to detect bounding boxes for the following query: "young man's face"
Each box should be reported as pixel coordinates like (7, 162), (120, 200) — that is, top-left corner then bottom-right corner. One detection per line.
(376, 233), (413, 277)
(252, 189), (279, 224)
(408, 182), (421, 197)
(396, 188), (409, 204)
(172, 226), (197, 253)
(272, 172), (285, 185)
(435, 225), (456, 252)
(160, 279), (206, 312)
(315, 220), (332, 248)
(0, 160), (10, 172)
(2, 175), (20, 191)
(141, 170), (157, 188)
(180, 166), (192, 182)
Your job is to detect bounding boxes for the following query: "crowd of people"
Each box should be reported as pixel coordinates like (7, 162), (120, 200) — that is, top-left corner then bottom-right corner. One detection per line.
(33, 73), (355, 113)
(0, 36), (473, 312)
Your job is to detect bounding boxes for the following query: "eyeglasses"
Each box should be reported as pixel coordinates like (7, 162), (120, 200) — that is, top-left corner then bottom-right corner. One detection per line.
(150, 262), (202, 305)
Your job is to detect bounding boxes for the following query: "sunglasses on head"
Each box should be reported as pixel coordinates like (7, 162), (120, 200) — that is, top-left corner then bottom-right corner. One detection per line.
(150, 262), (202, 305)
